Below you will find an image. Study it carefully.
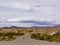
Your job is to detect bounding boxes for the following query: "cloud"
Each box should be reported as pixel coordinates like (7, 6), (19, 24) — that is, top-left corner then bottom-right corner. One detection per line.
(0, 1), (31, 10)
(0, 16), (54, 22)
(0, 0), (60, 24)
(0, 0), (57, 10)
(0, 16), (55, 27)
(20, 20), (54, 25)
(1, 16), (54, 22)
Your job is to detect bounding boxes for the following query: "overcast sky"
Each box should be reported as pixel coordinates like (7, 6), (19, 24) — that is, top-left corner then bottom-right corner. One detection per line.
(0, 0), (60, 24)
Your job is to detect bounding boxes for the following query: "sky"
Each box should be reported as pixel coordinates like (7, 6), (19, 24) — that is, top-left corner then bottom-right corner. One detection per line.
(0, 0), (60, 27)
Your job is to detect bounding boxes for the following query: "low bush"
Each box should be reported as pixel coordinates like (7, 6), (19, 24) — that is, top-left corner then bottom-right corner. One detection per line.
(31, 32), (60, 42)
(0, 32), (24, 41)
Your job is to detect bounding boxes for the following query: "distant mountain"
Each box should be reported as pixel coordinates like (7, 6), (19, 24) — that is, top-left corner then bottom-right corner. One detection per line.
(0, 18), (56, 27)
(53, 24), (60, 28)
(1, 24), (60, 29)
(0, 26), (21, 29)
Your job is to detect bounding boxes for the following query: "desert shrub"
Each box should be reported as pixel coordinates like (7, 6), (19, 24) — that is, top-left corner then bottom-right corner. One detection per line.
(31, 34), (37, 39)
(31, 33), (41, 39)
(0, 32), (24, 41)
(31, 33), (60, 42)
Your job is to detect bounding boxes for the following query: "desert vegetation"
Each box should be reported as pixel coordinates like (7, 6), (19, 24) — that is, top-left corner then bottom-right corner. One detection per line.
(31, 31), (60, 42)
(0, 27), (60, 42)
(0, 32), (24, 41)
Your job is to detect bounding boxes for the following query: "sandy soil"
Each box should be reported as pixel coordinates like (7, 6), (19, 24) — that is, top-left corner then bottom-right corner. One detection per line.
(0, 34), (60, 45)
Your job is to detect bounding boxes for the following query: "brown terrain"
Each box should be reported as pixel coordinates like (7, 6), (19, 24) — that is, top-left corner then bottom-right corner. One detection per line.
(0, 27), (60, 35)
(0, 27), (60, 45)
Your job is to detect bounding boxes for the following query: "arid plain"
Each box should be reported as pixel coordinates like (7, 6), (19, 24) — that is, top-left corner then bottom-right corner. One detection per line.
(0, 27), (60, 45)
